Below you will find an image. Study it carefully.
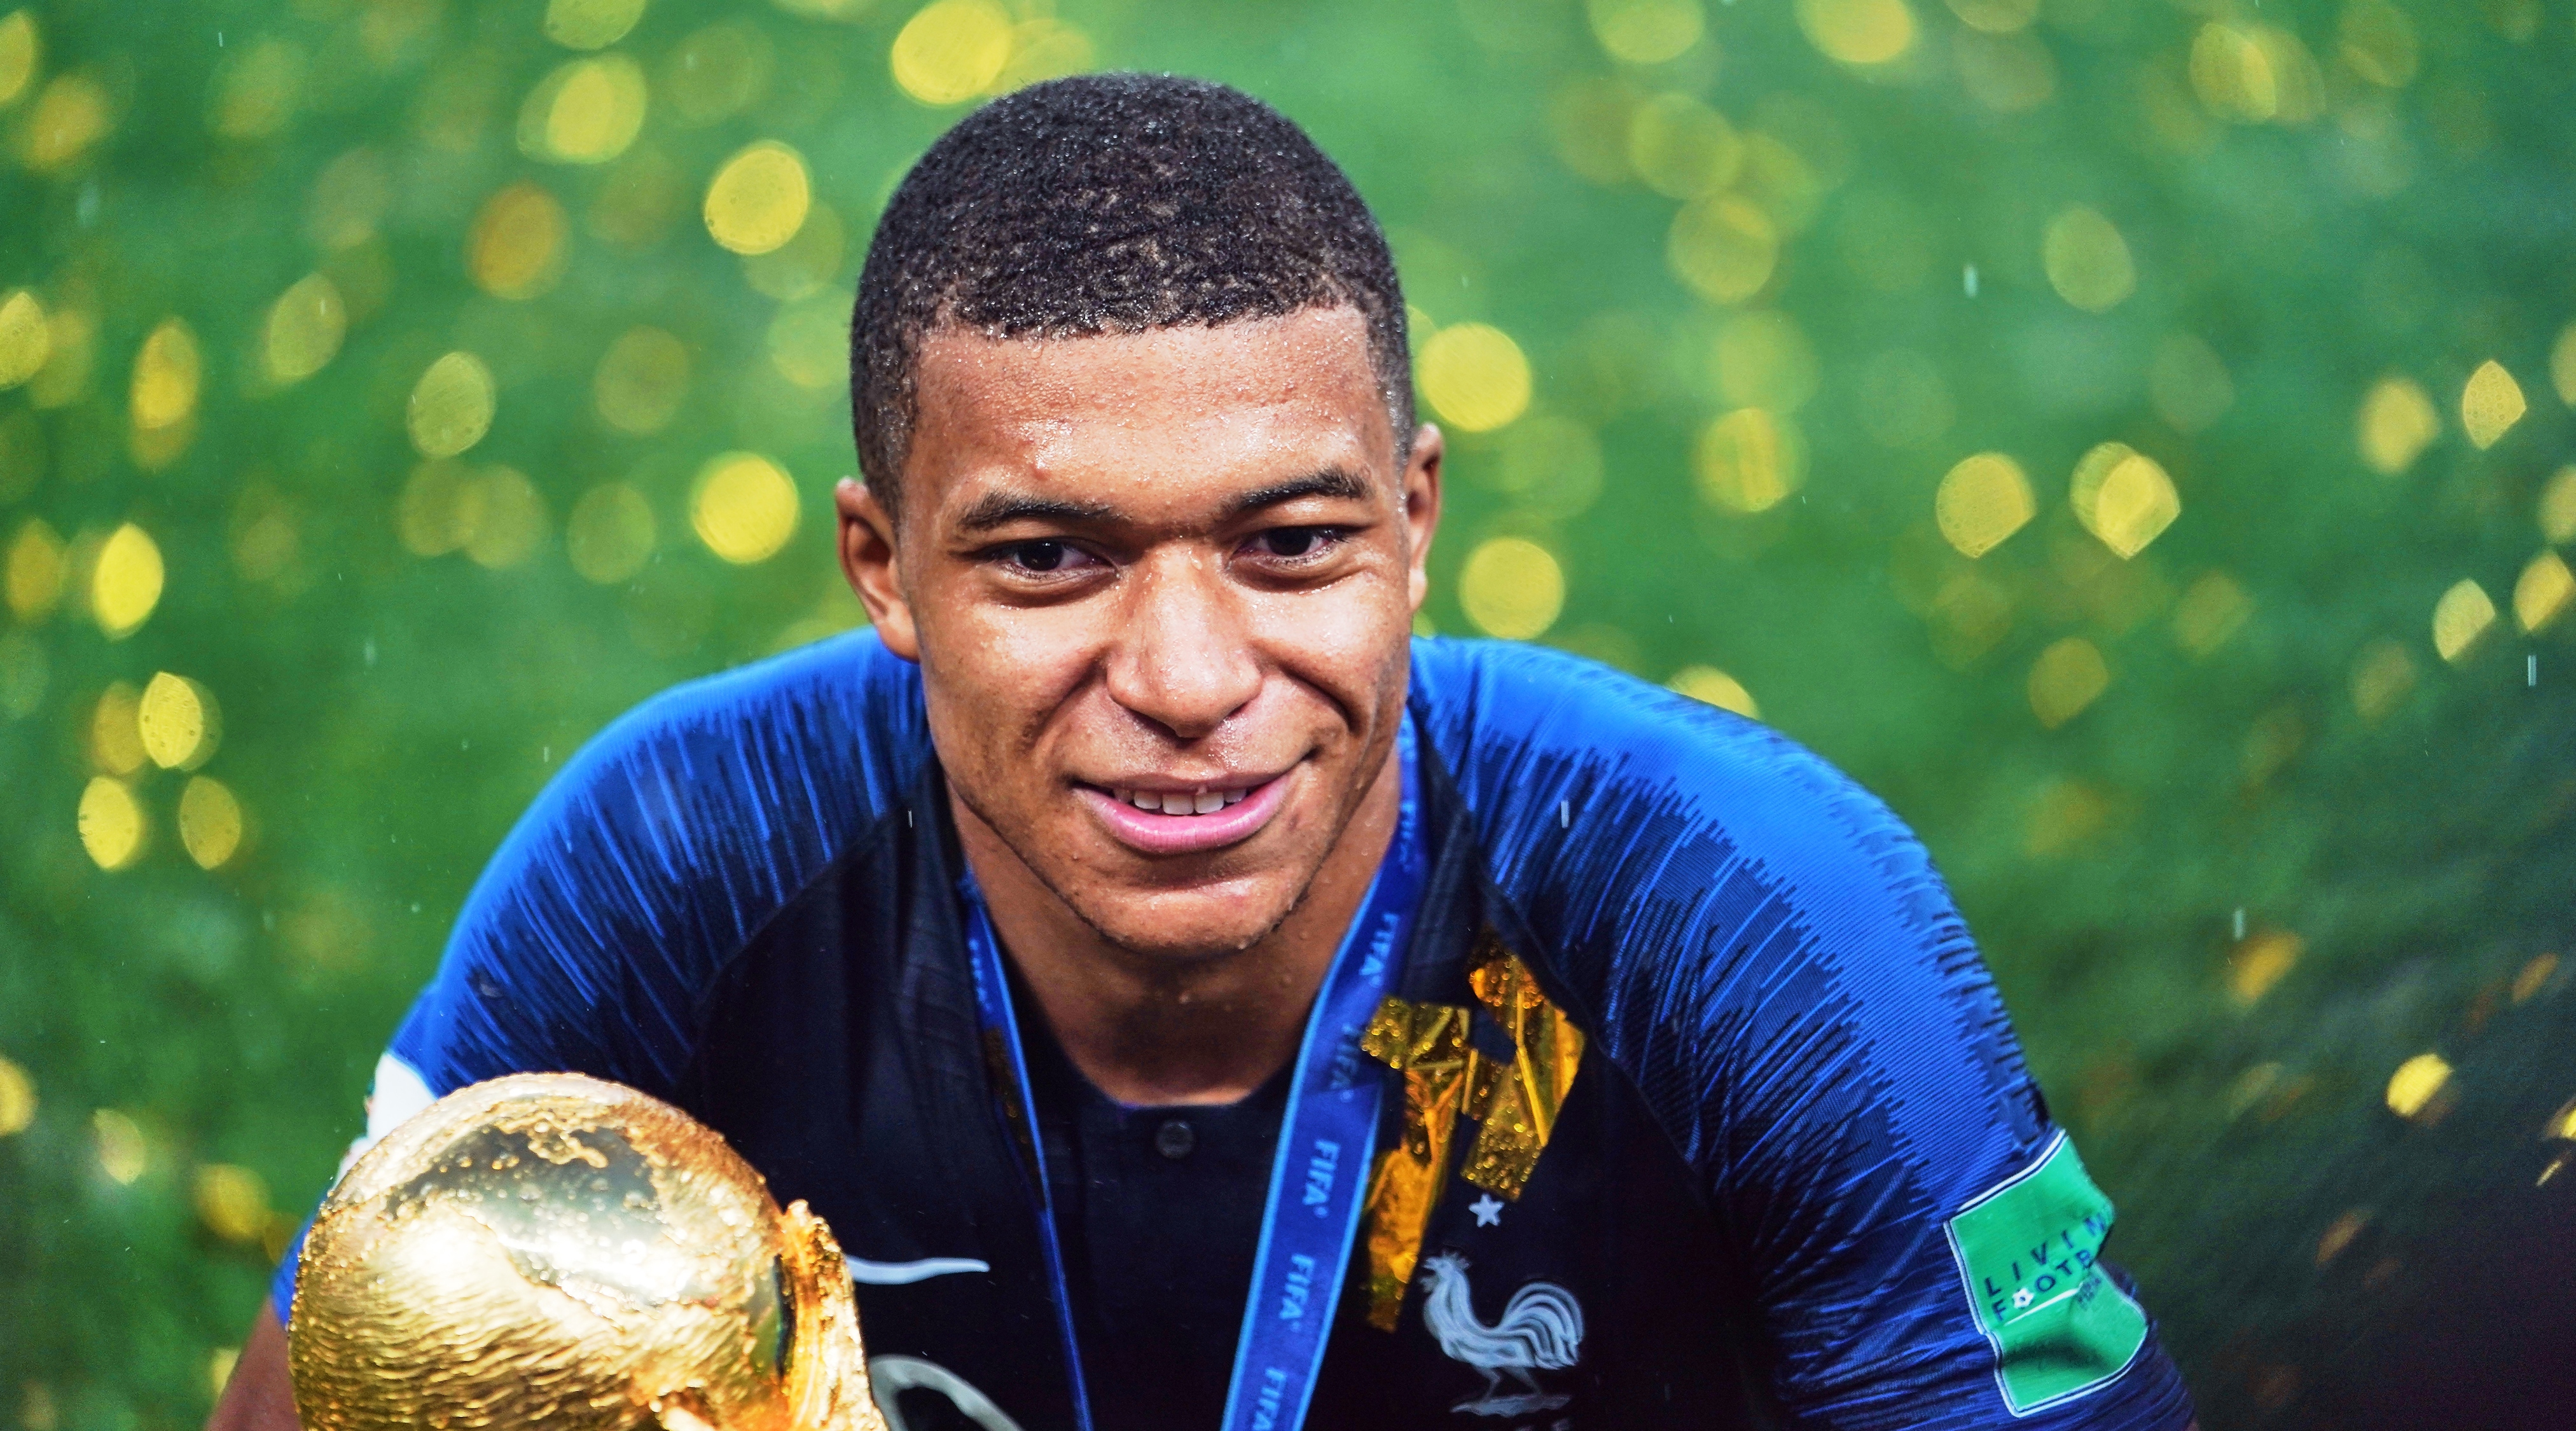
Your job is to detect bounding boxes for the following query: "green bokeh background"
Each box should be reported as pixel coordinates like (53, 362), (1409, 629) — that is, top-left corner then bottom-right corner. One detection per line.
(3, 1), (2573, 1427)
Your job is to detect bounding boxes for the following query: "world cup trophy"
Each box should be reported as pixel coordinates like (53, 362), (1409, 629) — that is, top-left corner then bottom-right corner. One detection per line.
(287, 1074), (888, 1431)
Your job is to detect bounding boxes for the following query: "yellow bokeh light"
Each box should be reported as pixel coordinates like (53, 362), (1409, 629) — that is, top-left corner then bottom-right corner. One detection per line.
(2460, 359), (2525, 450)
(692, 453), (800, 564)
(179, 775), (244, 870)
(595, 326), (690, 434)
(2431, 578), (2495, 664)
(2028, 637), (2109, 728)
(2340, 0), (2419, 90)
(469, 182), (571, 300)
(891, 0), (1013, 106)
(193, 1163), (270, 1244)
(209, 38), (303, 140)
(22, 73), (109, 171)
(2148, 333), (2234, 434)
(5, 517), (63, 621)
(2553, 324), (2576, 406)
(2069, 442), (2180, 560)
(544, 0), (647, 49)
(2227, 930), (2302, 1007)
(2042, 206), (2135, 314)
(128, 317), (200, 432)
(463, 467), (550, 570)
(78, 776), (146, 871)
(2173, 570), (2252, 657)
(308, 147), (392, 252)
(1668, 195), (1778, 303)
(1956, 29), (2056, 114)
(1796, 0), (1915, 66)
(2513, 953), (2558, 1005)
(664, 22), (773, 125)
(92, 523), (163, 640)
(1935, 453), (2034, 559)
(93, 1108), (146, 1182)
(2357, 375), (2438, 476)
(995, 18), (1097, 92)
(2541, 467), (2576, 545)
(261, 273), (345, 385)
(703, 141), (812, 256)
(1495, 414), (1606, 521)
(522, 54), (649, 165)
(568, 482), (656, 584)
(744, 202), (846, 302)
(398, 461), (478, 557)
(1458, 537), (1565, 640)
(90, 682), (144, 775)
(1946, 0), (2035, 33)
(1713, 310), (1817, 413)
(2514, 550), (2573, 633)
(2189, 24), (2275, 122)
(1586, 0), (1704, 65)
(768, 299), (848, 391)
(1694, 408), (1803, 513)
(1627, 93), (1740, 200)
(1418, 324), (1532, 434)
(2350, 638), (2416, 722)
(0, 10), (38, 108)
(1668, 665), (1759, 719)
(0, 289), (50, 389)
(0, 1054), (33, 1138)
(139, 672), (218, 770)
(2385, 1052), (2450, 1120)
(408, 352), (497, 459)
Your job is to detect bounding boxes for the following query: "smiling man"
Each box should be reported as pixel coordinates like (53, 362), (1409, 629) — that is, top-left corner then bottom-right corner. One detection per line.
(215, 75), (2192, 1431)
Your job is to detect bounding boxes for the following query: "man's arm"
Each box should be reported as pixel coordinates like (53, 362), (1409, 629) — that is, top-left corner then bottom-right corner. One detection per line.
(208, 1305), (297, 1431)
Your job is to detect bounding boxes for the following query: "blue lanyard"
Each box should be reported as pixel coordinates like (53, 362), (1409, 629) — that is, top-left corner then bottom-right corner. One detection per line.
(958, 723), (1425, 1431)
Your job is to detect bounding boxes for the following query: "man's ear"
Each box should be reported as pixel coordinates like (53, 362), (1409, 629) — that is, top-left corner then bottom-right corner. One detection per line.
(1401, 423), (1444, 618)
(836, 478), (920, 661)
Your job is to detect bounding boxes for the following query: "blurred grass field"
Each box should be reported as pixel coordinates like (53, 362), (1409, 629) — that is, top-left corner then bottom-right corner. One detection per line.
(4, 0), (2576, 1426)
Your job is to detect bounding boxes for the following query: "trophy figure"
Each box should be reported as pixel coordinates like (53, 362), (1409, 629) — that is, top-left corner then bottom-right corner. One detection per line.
(287, 1074), (887, 1431)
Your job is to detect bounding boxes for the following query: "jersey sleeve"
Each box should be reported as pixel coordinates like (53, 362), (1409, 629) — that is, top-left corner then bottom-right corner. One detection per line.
(1416, 639), (2194, 1431)
(268, 631), (927, 1324)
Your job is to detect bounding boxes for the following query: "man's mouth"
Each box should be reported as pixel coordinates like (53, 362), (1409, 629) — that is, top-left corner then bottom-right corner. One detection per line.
(1076, 773), (1290, 855)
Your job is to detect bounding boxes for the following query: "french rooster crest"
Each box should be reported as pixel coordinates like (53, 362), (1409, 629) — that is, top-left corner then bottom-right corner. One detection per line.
(1416, 1252), (1584, 1417)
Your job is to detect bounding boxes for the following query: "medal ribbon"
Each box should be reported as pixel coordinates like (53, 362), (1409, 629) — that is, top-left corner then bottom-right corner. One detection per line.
(959, 721), (1424, 1431)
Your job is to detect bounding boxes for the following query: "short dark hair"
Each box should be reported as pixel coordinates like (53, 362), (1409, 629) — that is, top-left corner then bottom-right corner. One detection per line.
(848, 74), (1413, 519)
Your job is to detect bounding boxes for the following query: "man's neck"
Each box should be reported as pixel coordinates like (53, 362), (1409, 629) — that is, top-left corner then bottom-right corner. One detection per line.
(952, 747), (1403, 1107)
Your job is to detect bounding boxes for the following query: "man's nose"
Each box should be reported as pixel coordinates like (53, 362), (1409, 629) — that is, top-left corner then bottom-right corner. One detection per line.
(1104, 550), (1262, 741)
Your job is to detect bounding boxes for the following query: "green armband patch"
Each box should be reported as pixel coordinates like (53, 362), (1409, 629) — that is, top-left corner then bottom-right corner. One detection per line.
(1944, 1133), (2149, 1415)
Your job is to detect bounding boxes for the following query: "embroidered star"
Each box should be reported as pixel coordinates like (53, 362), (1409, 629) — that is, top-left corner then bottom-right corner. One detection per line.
(1469, 1194), (1504, 1227)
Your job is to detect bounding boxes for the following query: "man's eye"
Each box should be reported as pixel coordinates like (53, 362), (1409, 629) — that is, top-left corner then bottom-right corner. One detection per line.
(1000, 540), (1086, 573)
(1253, 528), (1336, 559)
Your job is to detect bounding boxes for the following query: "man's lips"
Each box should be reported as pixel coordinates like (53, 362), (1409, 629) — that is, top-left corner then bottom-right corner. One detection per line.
(1076, 773), (1291, 855)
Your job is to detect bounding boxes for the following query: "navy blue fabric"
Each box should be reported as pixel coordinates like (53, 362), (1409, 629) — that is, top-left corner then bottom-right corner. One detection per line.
(272, 631), (2189, 1431)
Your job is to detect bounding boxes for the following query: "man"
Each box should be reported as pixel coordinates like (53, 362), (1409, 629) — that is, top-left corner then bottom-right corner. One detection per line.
(214, 75), (2193, 1431)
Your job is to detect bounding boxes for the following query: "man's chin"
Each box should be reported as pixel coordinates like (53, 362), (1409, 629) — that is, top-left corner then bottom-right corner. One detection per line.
(1058, 880), (1307, 965)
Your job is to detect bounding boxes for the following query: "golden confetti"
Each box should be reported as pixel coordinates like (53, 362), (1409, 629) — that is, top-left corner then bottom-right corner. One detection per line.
(2384, 1052), (2450, 1121)
(567, 483), (656, 584)
(1667, 196), (1778, 303)
(2460, 359), (2525, 450)
(1668, 665), (1757, 718)
(0, 10), (38, 108)
(261, 273), (345, 385)
(890, 0), (1013, 106)
(193, 1164), (272, 1243)
(2042, 206), (2135, 313)
(2172, 570), (2252, 656)
(2228, 930), (2302, 1006)
(2028, 637), (2109, 728)
(129, 317), (200, 432)
(2546, 1096), (2576, 1142)
(179, 775), (244, 870)
(4, 518), (64, 621)
(544, 0), (647, 49)
(1796, 0), (1915, 66)
(2357, 375), (2439, 475)
(703, 141), (812, 256)
(1626, 93), (1740, 200)
(1418, 324), (1532, 434)
(89, 682), (144, 775)
(595, 326), (690, 434)
(1586, 0), (1704, 65)
(92, 523), (163, 640)
(408, 352), (496, 459)
(0, 1054), (33, 1137)
(520, 55), (648, 165)
(692, 453), (800, 563)
(1459, 537), (1565, 640)
(2514, 550), (2572, 633)
(1934, 453), (2033, 558)
(209, 38), (303, 140)
(2069, 442), (2179, 559)
(92, 1108), (146, 1182)
(468, 182), (570, 299)
(2542, 467), (2576, 545)
(78, 777), (146, 871)
(22, 73), (109, 171)
(138, 672), (218, 770)
(1695, 407), (1803, 513)
(0, 289), (50, 389)
(2430, 578), (2495, 663)
(1946, 0), (2035, 33)
(208, 1351), (240, 1406)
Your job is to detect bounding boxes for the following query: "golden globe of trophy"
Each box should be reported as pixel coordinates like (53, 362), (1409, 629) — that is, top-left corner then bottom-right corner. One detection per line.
(289, 1073), (887, 1431)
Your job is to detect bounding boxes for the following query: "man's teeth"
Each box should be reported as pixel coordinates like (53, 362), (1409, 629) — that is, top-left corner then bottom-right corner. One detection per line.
(1114, 787), (1249, 815)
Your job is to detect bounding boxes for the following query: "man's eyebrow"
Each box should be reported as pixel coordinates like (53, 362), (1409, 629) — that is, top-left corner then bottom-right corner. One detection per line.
(953, 492), (1121, 534)
(1228, 468), (1373, 518)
